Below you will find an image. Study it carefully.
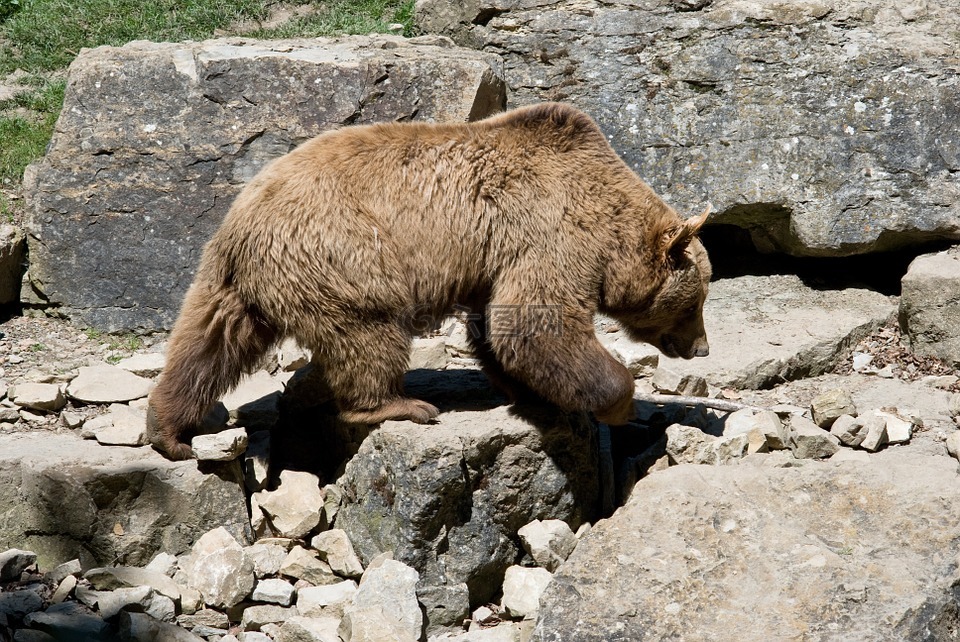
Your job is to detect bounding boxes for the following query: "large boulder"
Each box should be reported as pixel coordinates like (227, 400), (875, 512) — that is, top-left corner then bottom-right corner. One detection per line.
(534, 452), (960, 641)
(416, 0), (960, 257)
(333, 400), (599, 625)
(0, 431), (250, 571)
(23, 35), (505, 331)
(899, 248), (960, 366)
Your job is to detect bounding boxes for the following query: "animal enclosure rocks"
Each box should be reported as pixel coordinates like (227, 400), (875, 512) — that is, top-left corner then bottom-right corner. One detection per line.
(899, 248), (960, 366)
(659, 274), (894, 389)
(417, 0), (960, 257)
(0, 432), (250, 571)
(534, 452), (960, 641)
(23, 35), (506, 332)
(334, 404), (599, 620)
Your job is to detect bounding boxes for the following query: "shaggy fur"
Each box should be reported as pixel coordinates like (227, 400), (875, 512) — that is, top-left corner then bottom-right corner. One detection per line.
(147, 102), (712, 460)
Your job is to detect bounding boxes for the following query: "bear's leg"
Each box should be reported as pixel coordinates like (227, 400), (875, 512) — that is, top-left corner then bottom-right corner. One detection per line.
(487, 309), (637, 425)
(464, 312), (541, 404)
(318, 320), (439, 425)
(147, 282), (277, 459)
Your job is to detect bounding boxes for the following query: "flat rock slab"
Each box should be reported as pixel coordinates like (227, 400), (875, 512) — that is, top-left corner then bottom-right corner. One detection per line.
(658, 274), (895, 389)
(0, 431), (250, 571)
(24, 35), (505, 332)
(534, 452), (960, 641)
(67, 365), (154, 403)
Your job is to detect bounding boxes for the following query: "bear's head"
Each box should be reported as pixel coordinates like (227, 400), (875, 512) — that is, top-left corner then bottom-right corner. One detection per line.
(602, 207), (712, 359)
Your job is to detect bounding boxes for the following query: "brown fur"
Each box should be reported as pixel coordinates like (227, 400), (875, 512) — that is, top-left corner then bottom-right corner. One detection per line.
(147, 103), (712, 460)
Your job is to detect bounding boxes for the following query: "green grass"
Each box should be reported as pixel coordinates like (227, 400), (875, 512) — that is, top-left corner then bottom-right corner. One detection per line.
(0, 0), (415, 185)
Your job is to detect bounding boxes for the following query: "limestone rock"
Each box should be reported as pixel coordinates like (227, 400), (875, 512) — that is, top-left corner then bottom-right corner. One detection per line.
(254, 470), (323, 539)
(251, 578), (296, 607)
(788, 415), (840, 460)
(946, 432), (960, 460)
(23, 602), (113, 641)
(280, 546), (338, 586)
(91, 403), (148, 446)
(900, 249), (960, 366)
(24, 36), (505, 331)
(605, 337), (659, 377)
(0, 431), (250, 571)
(84, 566), (181, 602)
(192, 427), (249, 461)
(115, 352), (166, 378)
(722, 408), (787, 453)
(810, 388), (857, 428)
(533, 453), (960, 641)
(9, 383), (65, 412)
(830, 415), (866, 448)
(340, 559), (422, 642)
(245, 542), (288, 579)
(335, 402), (598, 609)
(501, 566), (552, 620)
(950, 393), (960, 418)
(310, 529), (364, 579)
(118, 611), (206, 642)
(277, 616), (342, 642)
(66, 365), (153, 403)
(517, 520), (578, 572)
(665, 424), (717, 465)
(185, 527), (255, 609)
(419, 1), (960, 258)
(409, 336), (448, 370)
(876, 410), (914, 444)
(859, 413), (890, 452)
(297, 580), (358, 619)
(241, 604), (297, 632)
(650, 366), (708, 397)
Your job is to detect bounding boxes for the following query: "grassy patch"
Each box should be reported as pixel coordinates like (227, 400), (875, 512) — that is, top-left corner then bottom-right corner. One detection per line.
(0, 0), (414, 187)
(0, 79), (64, 183)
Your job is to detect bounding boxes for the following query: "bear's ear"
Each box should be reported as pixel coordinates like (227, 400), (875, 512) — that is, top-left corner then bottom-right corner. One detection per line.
(661, 204), (711, 259)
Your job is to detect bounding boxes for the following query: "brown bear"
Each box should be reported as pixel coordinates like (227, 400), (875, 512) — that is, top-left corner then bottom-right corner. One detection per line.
(146, 102), (712, 460)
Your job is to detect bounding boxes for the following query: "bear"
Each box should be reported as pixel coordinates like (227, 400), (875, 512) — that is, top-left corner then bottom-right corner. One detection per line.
(146, 102), (712, 460)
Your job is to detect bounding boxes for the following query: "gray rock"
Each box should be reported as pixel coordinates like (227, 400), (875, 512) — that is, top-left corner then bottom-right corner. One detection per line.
(830, 415), (867, 448)
(66, 365), (153, 403)
(859, 413), (890, 452)
(118, 611), (206, 642)
(900, 249), (960, 366)
(501, 566), (552, 620)
(335, 404), (598, 608)
(84, 566), (181, 602)
(91, 403), (148, 446)
(50, 574), (77, 605)
(517, 520), (577, 572)
(418, 1), (960, 257)
(0, 588), (43, 620)
(45, 559), (81, 585)
(409, 336), (448, 370)
(0, 548), (36, 582)
(0, 225), (25, 305)
(810, 388), (857, 428)
(185, 526), (255, 609)
(788, 415), (840, 459)
(144, 551), (179, 577)
(192, 427), (249, 461)
(534, 453), (960, 641)
(310, 529), (363, 580)
(665, 424), (717, 465)
(0, 431), (250, 571)
(245, 542), (288, 579)
(24, 35), (505, 332)
(659, 275), (894, 390)
(254, 470), (323, 539)
(23, 602), (113, 641)
(277, 616), (341, 642)
(650, 366), (708, 397)
(950, 394), (960, 418)
(241, 604), (297, 632)
(340, 559), (422, 642)
(279, 546), (338, 586)
(251, 578), (295, 606)
(9, 383), (65, 412)
(946, 432), (960, 460)
(297, 580), (358, 619)
(722, 408), (786, 453)
(94, 585), (174, 621)
(115, 352), (166, 378)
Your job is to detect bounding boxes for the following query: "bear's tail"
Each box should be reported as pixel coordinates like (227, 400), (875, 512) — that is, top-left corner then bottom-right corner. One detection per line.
(147, 278), (277, 459)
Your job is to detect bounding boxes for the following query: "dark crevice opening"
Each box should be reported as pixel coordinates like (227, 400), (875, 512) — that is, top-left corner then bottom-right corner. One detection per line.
(699, 223), (955, 296)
